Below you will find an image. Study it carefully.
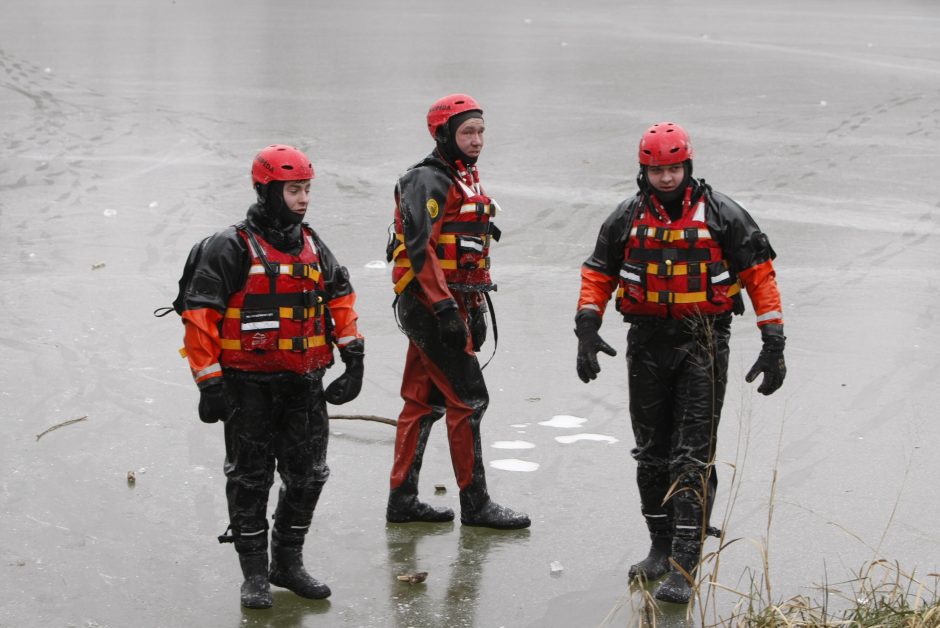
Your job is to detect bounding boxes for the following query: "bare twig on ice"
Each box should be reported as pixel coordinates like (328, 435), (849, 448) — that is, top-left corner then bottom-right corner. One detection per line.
(330, 414), (397, 427)
(36, 415), (89, 441)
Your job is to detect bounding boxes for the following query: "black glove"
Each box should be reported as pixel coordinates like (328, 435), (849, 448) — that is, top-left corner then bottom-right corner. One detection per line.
(468, 305), (487, 352)
(325, 339), (365, 405)
(436, 305), (469, 351)
(198, 379), (230, 424)
(574, 310), (617, 383)
(745, 324), (786, 395)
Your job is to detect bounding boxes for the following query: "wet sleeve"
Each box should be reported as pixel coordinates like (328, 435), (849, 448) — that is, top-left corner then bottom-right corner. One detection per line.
(180, 228), (248, 387)
(398, 167), (454, 309)
(709, 193), (784, 327)
(577, 201), (632, 318)
(315, 233), (363, 348)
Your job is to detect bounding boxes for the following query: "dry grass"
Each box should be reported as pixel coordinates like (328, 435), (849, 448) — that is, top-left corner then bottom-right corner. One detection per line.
(600, 341), (940, 628)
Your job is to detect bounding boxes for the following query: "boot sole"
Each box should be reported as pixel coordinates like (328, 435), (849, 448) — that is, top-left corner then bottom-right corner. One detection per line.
(460, 519), (531, 530)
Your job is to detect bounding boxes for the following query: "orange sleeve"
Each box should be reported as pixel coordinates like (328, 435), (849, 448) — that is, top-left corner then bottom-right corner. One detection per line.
(738, 260), (783, 327)
(328, 292), (363, 348)
(577, 266), (618, 318)
(181, 308), (224, 386)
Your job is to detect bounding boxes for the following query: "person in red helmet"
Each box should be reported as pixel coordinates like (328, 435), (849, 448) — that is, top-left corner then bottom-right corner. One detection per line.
(384, 94), (529, 529)
(178, 144), (364, 608)
(574, 122), (785, 604)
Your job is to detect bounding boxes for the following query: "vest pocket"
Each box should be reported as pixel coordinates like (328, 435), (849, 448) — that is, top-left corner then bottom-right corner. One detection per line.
(457, 235), (486, 269)
(706, 261), (735, 306)
(240, 308), (280, 351)
(619, 261), (647, 304)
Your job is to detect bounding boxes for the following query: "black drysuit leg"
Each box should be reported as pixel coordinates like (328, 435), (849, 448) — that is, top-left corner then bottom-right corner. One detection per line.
(627, 317), (730, 551)
(223, 372), (330, 554)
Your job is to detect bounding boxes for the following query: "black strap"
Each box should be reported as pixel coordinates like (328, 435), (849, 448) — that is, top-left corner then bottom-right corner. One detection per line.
(242, 228), (279, 294)
(153, 306), (174, 318)
(480, 291), (498, 370)
(628, 247), (712, 263)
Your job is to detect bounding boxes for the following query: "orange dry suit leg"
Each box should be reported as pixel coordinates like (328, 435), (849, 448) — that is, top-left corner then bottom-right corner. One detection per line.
(390, 290), (489, 494)
(222, 371), (330, 554)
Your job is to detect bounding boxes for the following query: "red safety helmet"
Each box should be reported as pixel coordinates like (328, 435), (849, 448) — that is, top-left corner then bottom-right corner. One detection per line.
(251, 145), (314, 186)
(638, 122), (693, 166)
(426, 93), (483, 140)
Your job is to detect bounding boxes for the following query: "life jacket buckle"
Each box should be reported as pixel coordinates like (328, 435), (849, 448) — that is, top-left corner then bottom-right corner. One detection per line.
(290, 336), (308, 352)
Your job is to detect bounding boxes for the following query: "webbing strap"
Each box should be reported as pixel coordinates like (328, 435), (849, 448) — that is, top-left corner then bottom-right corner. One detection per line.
(219, 335), (327, 351)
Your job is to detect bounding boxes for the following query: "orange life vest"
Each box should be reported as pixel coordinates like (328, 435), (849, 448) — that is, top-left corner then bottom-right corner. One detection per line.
(392, 172), (499, 294)
(617, 189), (742, 320)
(219, 227), (333, 373)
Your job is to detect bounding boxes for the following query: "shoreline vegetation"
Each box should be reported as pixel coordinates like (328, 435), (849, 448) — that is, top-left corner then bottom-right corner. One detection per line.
(604, 394), (939, 627)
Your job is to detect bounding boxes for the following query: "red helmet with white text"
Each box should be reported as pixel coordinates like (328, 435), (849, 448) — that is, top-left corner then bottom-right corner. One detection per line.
(638, 122), (693, 166)
(251, 144), (314, 187)
(426, 94), (483, 141)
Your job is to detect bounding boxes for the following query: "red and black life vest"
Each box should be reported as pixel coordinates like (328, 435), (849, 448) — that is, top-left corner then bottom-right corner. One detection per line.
(616, 189), (742, 320)
(392, 170), (500, 294)
(219, 227), (333, 373)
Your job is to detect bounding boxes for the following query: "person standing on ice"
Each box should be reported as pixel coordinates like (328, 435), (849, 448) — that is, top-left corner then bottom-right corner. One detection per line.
(178, 145), (364, 609)
(384, 93), (529, 530)
(574, 122), (786, 604)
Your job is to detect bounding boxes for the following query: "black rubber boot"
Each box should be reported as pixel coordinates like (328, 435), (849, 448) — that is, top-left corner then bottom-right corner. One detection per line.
(653, 533), (701, 604)
(387, 410), (454, 523)
(269, 532), (331, 600)
(629, 534), (672, 581)
(459, 482), (530, 530)
(238, 551), (273, 609)
(387, 486), (455, 523)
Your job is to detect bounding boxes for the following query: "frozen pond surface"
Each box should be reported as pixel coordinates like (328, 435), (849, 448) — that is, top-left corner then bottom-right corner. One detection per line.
(2, 1), (940, 626)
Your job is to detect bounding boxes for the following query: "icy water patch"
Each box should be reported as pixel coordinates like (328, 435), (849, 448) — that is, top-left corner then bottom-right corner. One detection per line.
(538, 415), (587, 429)
(554, 433), (618, 445)
(491, 440), (536, 449)
(490, 459), (540, 472)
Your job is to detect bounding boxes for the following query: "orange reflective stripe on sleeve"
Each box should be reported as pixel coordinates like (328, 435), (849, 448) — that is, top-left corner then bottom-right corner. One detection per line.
(328, 292), (362, 347)
(181, 308), (224, 383)
(578, 265), (618, 318)
(738, 260), (783, 326)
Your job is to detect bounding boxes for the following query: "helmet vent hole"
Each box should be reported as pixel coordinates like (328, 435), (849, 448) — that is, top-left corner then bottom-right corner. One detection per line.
(282, 165), (294, 170)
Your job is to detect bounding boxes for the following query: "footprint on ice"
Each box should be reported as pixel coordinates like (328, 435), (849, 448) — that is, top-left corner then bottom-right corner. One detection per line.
(491, 440), (535, 450)
(554, 433), (618, 445)
(538, 415), (587, 429)
(489, 459), (539, 472)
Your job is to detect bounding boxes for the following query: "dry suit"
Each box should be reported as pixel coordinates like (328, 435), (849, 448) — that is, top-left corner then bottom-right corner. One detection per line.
(386, 150), (528, 529)
(180, 203), (362, 581)
(576, 178), (784, 587)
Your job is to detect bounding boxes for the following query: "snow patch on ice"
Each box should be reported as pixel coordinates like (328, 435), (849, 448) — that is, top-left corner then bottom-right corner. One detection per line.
(510, 423), (529, 428)
(490, 459), (539, 472)
(491, 440), (535, 450)
(538, 415), (587, 429)
(364, 260), (386, 269)
(103, 209), (117, 217)
(554, 433), (618, 445)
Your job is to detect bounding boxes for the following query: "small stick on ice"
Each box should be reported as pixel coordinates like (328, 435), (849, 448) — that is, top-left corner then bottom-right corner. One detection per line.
(330, 414), (397, 427)
(36, 415), (88, 441)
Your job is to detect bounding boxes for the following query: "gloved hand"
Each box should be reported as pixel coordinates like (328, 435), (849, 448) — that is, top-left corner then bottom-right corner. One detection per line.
(574, 309), (617, 383)
(198, 379), (230, 424)
(325, 338), (365, 405)
(468, 305), (487, 351)
(436, 305), (469, 351)
(745, 323), (786, 395)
